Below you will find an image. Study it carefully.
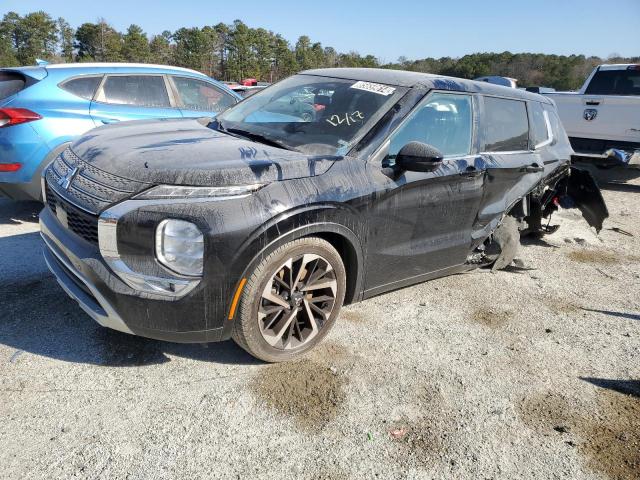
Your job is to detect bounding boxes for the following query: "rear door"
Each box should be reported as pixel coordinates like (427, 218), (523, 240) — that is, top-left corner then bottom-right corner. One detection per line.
(476, 96), (544, 234)
(89, 74), (181, 125)
(168, 75), (238, 118)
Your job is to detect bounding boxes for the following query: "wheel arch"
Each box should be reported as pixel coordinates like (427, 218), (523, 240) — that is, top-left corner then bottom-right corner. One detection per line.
(224, 207), (366, 336)
(238, 221), (364, 304)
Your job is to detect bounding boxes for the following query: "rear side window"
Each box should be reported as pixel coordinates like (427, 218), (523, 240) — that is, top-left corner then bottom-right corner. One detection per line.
(0, 72), (26, 100)
(60, 76), (102, 100)
(544, 106), (567, 145)
(585, 69), (640, 95)
(171, 76), (237, 113)
(483, 97), (529, 152)
(529, 102), (551, 148)
(100, 75), (170, 108)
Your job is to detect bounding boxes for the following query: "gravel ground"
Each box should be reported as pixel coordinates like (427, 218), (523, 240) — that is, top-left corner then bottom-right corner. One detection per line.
(0, 169), (639, 480)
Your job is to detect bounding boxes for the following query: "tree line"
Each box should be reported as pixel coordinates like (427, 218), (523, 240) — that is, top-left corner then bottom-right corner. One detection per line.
(1, 10), (638, 89)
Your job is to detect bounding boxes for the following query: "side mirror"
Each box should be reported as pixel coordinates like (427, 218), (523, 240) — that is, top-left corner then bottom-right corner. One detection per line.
(395, 142), (444, 172)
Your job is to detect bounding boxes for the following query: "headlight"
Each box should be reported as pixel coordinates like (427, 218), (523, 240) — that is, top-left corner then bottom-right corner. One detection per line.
(155, 219), (204, 277)
(137, 184), (264, 200)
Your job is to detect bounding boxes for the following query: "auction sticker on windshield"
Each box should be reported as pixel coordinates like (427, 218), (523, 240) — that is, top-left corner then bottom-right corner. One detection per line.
(350, 81), (396, 96)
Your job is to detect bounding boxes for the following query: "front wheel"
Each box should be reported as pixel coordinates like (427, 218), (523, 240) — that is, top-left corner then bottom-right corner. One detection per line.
(232, 237), (346, 362)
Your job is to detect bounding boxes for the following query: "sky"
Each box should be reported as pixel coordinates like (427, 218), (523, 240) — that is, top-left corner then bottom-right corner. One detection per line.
(3, 0), (639, 61)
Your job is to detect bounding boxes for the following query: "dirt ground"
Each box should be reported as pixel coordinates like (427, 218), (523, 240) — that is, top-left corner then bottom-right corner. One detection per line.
(0, 167), (638, 480)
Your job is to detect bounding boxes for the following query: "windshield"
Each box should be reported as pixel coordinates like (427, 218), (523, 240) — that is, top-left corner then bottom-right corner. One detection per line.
(216, 74), (406, 155)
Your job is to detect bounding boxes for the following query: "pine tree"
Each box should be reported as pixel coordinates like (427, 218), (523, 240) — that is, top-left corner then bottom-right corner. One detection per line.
(122, 24), (150, 63)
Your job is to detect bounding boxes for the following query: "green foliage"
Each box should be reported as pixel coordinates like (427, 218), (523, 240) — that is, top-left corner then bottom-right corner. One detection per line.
(0, 11), (58, 65)
(57, 18), (74, 62)
(0, 14), (18, 67)
(2, 11), (638, 88)
(385, 51), (638, 90)
(122, 25), (150, 63)
(149, 31), (173, 65)
(75, 20), (122, 62)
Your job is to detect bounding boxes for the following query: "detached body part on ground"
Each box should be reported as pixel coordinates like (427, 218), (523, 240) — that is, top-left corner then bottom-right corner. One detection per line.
(39, 68), (608, 362)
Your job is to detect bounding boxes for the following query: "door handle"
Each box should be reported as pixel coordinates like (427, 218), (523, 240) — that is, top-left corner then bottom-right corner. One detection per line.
(461, 165), (483, 177)
(520, 163), (544, 173)
(101, 118), (119, 124)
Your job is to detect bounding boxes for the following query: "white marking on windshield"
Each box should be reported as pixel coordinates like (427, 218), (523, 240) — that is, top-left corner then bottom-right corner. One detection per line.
(326, 111), (365, 127)
(350, 81), (396, 96)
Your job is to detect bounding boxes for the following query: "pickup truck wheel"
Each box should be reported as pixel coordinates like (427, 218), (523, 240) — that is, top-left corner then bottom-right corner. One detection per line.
(232, 237), (346, 363)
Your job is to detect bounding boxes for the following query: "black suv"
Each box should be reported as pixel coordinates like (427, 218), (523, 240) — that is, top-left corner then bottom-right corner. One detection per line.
(40, 69), (607, 362)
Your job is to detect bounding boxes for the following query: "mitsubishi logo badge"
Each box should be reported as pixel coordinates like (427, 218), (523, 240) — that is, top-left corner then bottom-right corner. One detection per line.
(58, 166), (80, 190)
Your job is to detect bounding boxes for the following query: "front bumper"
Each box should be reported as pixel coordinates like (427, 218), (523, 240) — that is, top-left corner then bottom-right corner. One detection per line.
(42, 231), (133, 334)
(40, 206), (227, 343)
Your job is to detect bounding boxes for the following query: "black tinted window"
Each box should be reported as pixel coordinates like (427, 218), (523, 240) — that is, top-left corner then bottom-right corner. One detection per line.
(101, 76), (170, 108)
(483, 97), (529, 152)
(61, 76), (102, 100)
(585, 69), (640, 95)
(172, 76), (236, 113)
(387, 93), (473, 161)
(0, 72), (26, 100)
(529, 102), (549, 148)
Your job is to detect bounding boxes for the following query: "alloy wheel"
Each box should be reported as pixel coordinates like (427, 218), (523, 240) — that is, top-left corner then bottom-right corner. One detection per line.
(258, 253), (338, 350)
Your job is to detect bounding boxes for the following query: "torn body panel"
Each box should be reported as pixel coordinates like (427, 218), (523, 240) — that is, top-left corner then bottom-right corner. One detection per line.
(562, 167), (609, 232)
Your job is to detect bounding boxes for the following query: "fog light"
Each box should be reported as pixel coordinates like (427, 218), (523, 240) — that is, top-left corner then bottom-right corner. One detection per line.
(155, 219), (204, 276)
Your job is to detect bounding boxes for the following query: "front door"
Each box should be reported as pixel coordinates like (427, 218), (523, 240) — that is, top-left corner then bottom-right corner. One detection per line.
(168, 75), (238, 118)
(364, 92), (485, 292)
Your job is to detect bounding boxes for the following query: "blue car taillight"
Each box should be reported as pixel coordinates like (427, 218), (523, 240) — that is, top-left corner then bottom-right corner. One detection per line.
(0, 108), (42, 128)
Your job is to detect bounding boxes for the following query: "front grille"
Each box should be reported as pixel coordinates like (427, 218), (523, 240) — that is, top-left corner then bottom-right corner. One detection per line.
(45, 147), (150, 214)
(46, 182), (99, 245)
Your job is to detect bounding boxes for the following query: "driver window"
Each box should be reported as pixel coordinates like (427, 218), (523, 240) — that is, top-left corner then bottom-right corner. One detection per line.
(386, 93), (473, 164)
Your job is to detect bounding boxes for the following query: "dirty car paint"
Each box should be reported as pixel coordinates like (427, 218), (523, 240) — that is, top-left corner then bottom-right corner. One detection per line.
(39, 69), (609, 343)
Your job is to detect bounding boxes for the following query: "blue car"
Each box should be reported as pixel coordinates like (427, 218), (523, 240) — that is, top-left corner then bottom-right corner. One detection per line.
(0, 63), (241, 201)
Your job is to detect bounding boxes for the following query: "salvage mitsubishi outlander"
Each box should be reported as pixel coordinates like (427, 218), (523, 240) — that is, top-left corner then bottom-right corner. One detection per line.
(40, 69), (608, 362)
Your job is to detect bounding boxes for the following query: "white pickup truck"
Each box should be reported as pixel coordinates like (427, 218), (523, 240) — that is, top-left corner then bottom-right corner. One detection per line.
(544, 64), (640, 164)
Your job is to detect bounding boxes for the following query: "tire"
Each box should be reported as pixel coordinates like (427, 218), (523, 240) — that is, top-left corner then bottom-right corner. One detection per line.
(232, 237), (346, 362)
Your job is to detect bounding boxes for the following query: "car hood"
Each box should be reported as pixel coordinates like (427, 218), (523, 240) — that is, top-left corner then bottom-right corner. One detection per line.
(70, 117), (338, 186)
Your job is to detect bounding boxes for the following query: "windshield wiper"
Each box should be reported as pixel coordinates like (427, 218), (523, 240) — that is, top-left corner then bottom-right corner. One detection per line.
(226, 128), (299, 152)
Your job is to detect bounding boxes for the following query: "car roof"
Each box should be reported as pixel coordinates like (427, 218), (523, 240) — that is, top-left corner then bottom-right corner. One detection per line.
(44, 62), (203, 74)
(3, 63), (241, 98)
(301, 68), (551, 103)
(598, 63), (640, 71)
(8, 63), (213, 80)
